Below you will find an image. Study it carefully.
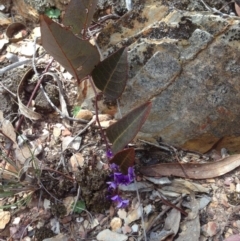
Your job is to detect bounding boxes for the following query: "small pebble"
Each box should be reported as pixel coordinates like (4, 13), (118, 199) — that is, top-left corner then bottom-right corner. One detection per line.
(76, 109), (93, 120)
(110, 217), (122, 231)
(12, 217), (21, 225)
(144, 204), (153, 215)
(131, 224), (139, 233)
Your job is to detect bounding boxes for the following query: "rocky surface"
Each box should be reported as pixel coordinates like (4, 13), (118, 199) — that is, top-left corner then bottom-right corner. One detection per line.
(24, 0), (129, 15)
(96, 0), (240, 153)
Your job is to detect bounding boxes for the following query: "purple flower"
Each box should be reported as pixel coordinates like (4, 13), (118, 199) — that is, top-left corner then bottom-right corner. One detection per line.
(114, 172), (132, 185)
(107, 181), (117, 190)
(113, 167), (135, 185)
(106, 149), (113, 159)
(109, 163), (119, 171)
(107, 162), (135, 209)
(111, 195), (129, 208)
(128, 167), (135, 182)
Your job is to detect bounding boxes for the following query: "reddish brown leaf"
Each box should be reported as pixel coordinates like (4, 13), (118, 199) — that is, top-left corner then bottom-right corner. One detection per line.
(106, 102), (152, 154)
(63, 0), (98, 35)
(40, 15), (100, 81)
(139, 154), (240, 179)
(92, 47), (128, 100)
(110, 148), (135, 174)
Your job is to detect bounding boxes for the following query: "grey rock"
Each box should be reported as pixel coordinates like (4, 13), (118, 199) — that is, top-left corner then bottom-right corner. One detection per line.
(95, 1), (240, 153)
(24, 0), (56, 12)
(25, 0), (129, 14)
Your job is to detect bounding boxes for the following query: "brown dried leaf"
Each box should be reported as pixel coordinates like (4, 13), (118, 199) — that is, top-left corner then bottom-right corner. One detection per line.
(0, 211), (10, 229)
(0, 111), (16, 144)
(140, 154), (240, 179)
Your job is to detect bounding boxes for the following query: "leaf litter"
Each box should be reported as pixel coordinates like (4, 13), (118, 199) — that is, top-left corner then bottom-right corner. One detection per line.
(0, 1), (240, 241)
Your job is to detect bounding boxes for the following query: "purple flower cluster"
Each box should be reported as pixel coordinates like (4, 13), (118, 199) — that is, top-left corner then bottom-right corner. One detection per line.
(107, 163), (135, 208)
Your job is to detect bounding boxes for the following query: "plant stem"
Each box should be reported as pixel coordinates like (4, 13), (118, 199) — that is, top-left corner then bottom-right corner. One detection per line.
(88, 76), (111, 157)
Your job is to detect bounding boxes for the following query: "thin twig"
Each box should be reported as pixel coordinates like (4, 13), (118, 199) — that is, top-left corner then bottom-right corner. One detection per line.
(88, 29), (104, 61)
(43, 167), (74, 181)
(159, 193), (187, 216)
(116, 99), (122, 118)
(0, 82), (17, 98)
(39, 181), (61, 202)
(51, 70), (70, 127)
(174, 151), (190, 179)
(145, 194), (185, 233)
(89, 14), (120, 33)
(32, 36), (40, 76)
(200, 0), (238, 18)
(138, 139), (173, 152)
(88, 76), (111, 153)
(0, 59), (31, 75)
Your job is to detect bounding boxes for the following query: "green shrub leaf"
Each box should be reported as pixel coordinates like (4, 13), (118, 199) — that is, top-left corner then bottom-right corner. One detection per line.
(106, 102), (152, 154)
(72, 200), (86, 214)
(45, 8), (61, 19)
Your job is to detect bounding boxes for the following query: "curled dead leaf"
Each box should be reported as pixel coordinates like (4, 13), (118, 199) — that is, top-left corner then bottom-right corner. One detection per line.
(17, 67), (42, 120)
(140, 154), (240, 179)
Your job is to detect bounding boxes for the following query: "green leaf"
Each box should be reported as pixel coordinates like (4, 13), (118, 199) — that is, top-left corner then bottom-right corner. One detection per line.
(92, 47), (128, 100)
(45, 8), (61, 19)
(0, 190), (14, 198)
(106, 102), (152, 154)
(72, 200), (86, 214)
(63, 0), (98, 35)
(110, 148), (135, 174)
(40, 15), (100, 81)
(72, 106), (81, 117)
